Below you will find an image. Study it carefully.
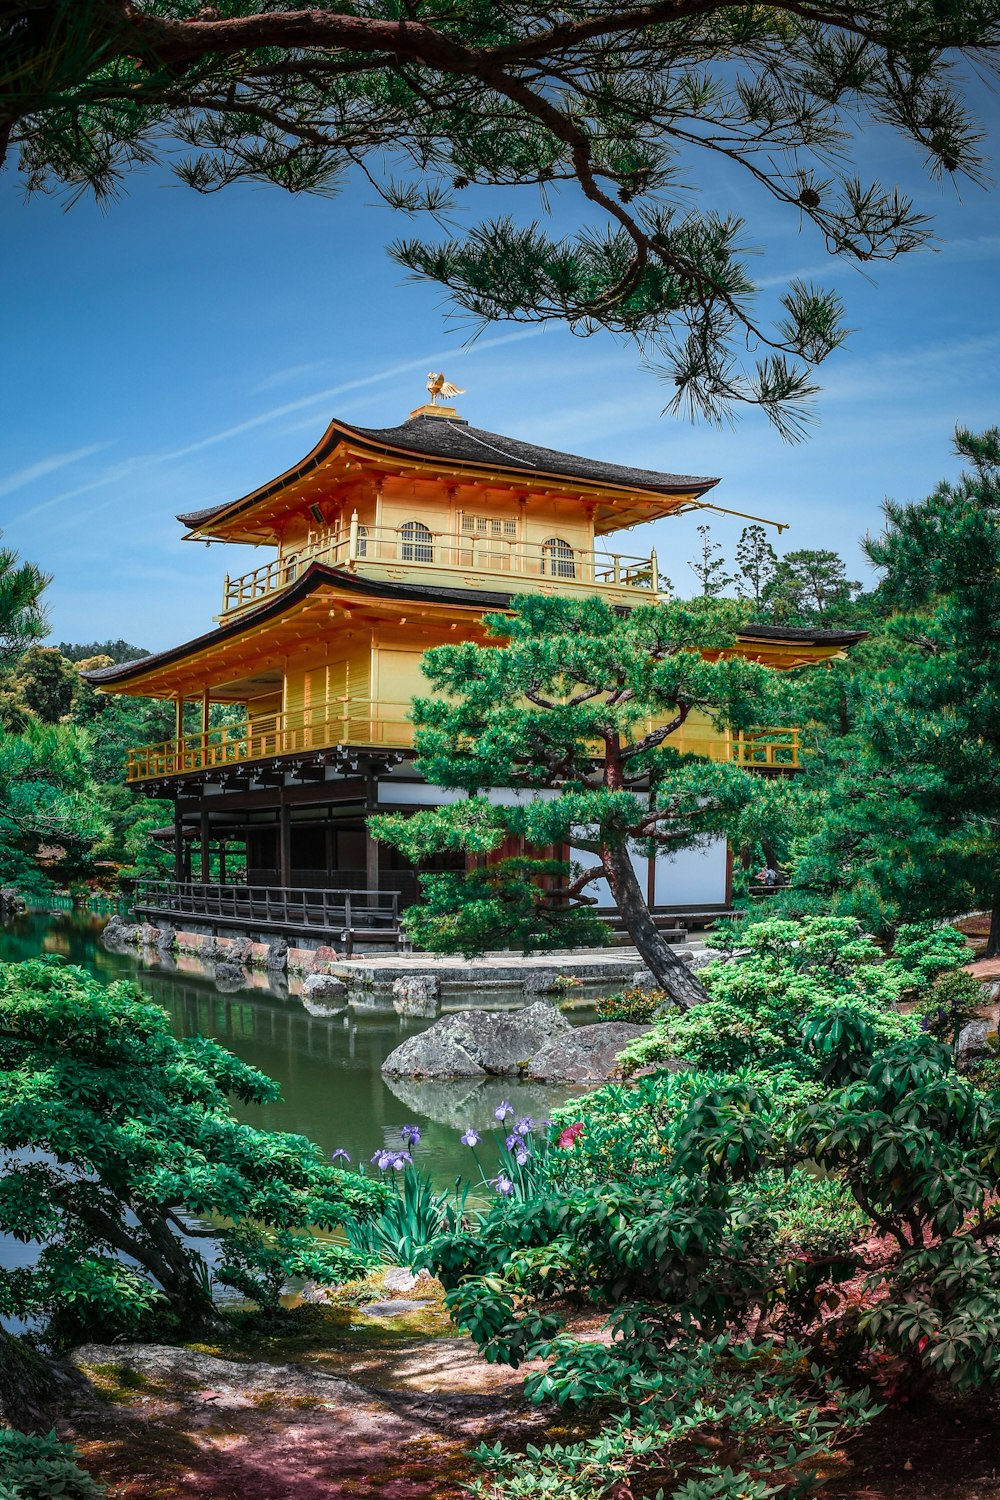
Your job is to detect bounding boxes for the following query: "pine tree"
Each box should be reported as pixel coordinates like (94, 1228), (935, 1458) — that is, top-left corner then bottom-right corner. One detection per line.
(792, 428), (1000, 952)
(372, 594), (785, 1006)
(762, 549), (861, 624)
(3, 3), (998, 431)
(688, 524), (734, 598)
(0, 535), (47, 667)
(735, 525), (778, 607)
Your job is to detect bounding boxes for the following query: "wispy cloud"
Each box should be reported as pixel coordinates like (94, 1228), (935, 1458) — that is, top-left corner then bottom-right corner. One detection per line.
(0, 443), (109, 502)
(5, 324), (549, 532)
(250, 360), (329, 394)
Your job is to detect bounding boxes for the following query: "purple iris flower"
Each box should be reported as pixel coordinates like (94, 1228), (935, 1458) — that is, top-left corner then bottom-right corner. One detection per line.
(400, 1124), (421, 1147)
(514, 1116), (535, 1136)
(505, 1133), (520, 1152)
(330, 1148), (351, 1164)
(392, 1150), (413, 1170)
(514, 1147), (529, 1167)
(460, 1128), (480, 1147)
(493, 1173), (514, 1196)
(371, 1149), (395, 1171)
(494, 1101), (513, 1121)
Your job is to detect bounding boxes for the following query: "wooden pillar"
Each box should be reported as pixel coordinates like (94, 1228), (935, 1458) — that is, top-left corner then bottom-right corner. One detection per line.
(173, 804), (184, 883)
(175, 696), (184, 739)
(365, 827), (379, 894)
(200, 807), (211, 884)
(278, 802), (292, 889)
(219, 841), (227, 886)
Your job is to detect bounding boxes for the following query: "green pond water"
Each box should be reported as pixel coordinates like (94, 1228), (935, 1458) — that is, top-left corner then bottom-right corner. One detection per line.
(0, 910), (592, 1188)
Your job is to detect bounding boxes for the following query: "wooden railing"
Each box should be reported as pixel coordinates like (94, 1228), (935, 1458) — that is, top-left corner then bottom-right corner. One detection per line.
(132, 878), (403, 954)
(220, 521), (660, 615)
(733, 728), (800, 769)
(126, 697), (414, 781)
(127, 695), (801, 783)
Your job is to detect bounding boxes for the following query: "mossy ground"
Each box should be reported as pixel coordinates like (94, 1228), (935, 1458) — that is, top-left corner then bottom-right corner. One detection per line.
(63, 1272), (544, 1498)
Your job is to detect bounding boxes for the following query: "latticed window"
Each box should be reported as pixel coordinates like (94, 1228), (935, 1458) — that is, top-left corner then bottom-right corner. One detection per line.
(356, 524), (368, 559)
(400, 520), (433, 562)
(541, 536), (576, 578)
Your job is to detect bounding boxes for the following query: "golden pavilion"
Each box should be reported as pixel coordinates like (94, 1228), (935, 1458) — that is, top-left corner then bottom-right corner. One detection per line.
(84, 390), (863, 949)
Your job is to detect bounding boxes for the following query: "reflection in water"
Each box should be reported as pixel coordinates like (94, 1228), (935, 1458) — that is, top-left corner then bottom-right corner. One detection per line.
(0, 912), (585, 1185)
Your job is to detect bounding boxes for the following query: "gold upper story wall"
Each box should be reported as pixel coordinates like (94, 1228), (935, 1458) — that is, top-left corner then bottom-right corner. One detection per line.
(184, 405), (729, 619)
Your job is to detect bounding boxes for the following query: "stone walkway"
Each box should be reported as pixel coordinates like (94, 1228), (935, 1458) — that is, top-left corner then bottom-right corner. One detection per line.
(331, 940), (712, 991)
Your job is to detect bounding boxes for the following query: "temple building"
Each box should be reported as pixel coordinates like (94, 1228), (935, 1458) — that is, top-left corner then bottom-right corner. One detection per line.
(84, 389), (863, 950)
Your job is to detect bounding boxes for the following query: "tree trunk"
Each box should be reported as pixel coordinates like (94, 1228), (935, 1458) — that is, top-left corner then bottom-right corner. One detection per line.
(986, 896), (1000, 959)
(601, 842), (709, 1008)
(0, 1327), (65, 1430)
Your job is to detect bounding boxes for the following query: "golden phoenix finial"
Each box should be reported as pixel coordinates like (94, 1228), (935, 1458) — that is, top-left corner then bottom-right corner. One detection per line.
(426, 372), (464, 404)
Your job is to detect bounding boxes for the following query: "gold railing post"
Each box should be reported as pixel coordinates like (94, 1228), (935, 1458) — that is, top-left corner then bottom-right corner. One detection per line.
(348, 510), (359, 564)
(650, 548), (659, 596)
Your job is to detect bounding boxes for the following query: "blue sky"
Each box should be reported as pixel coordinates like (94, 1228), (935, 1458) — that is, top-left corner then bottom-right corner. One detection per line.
(2, 81), (999, 652)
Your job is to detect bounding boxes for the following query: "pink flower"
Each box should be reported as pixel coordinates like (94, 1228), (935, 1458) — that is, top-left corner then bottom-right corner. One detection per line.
(557, 1122), (585, 1148)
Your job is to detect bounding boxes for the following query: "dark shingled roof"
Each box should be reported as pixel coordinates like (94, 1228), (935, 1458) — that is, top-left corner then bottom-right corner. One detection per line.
(81, 565), (866, 688)
(177, 414), (720, 529)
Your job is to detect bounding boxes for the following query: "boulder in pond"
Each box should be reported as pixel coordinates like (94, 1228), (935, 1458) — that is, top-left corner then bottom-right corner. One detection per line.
(522, 970), (563, 997)
(392, 975), (441, 1017)
(301, 972), (348, 1015)
(382, 1001), (570, 1079)
(266, 937), (288, 972)
(529, 1022), (652, 1082)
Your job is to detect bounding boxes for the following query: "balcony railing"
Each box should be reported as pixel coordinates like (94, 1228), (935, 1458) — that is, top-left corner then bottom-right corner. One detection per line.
(126, 695), (800, 783)
(220, 521), (660, 616)
(126, 697), (414, 782)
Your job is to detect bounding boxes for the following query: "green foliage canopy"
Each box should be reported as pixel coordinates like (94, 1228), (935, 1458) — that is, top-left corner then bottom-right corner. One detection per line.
(791, 427), (1000, 945)
(0, 958), (381, 1347)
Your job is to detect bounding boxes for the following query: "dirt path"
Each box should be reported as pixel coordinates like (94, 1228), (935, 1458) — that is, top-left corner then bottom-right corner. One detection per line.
(62, 1294), (551, 1499)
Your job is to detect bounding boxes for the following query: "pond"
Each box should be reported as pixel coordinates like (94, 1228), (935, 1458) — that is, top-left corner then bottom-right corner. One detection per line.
(0, 910), (592, 1189)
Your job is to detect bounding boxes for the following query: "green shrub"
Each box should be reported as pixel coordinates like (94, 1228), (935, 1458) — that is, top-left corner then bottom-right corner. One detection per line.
(0, 957), (382, 1346)
(619, 915), (926, 1078)
(912, 967), (986, 1044)
(0, 1430), (103, 1500)
(594, 985), (666, 1023)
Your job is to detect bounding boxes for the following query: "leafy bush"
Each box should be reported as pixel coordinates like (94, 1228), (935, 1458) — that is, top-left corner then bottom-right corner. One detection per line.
(0, 1430), (103, 1500)
(545, 1069), (823, 1190)
(887, 922), (971, 986)
(594, 985), (665, 1023)
(620, 916), (931, 1077)
(469, 1337), (875, 1500)
(913, 967), (987, 1044)
(426, 1003), (1000, 1496)
(0, 958), (383, 1346)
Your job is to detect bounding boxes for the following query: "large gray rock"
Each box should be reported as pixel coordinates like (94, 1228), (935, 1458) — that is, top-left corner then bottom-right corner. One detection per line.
(156, 923), (177, 954)
(381, 1000), (570, 1078)
(301, 971), (348, 1016)
(102, 913), (135, 948)
(303, 972), (348, 1001)
(392, 975), (441, 1017)
(522, 970), (562, 997)
(529, 1022), (652, 1082)
(957, 1018), (996, 1070)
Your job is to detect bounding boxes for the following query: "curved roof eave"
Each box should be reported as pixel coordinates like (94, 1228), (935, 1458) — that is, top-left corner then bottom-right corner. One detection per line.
(176, 415), (721, 532)
(82, 563), (867, 690)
